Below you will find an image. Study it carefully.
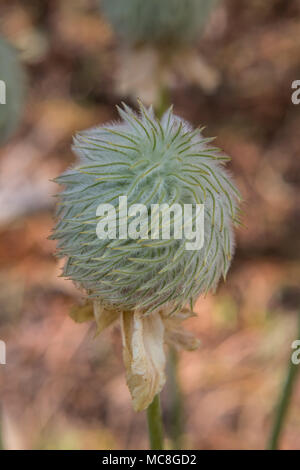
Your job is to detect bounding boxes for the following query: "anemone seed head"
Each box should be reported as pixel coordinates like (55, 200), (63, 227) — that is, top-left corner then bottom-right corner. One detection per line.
(0, 37), (26, 144)
(100, 0), (220, 46)
(53, 102), (241, 317)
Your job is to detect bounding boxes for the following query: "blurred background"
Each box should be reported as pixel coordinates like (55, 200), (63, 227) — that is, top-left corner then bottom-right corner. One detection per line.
(0, 0), (300, 450)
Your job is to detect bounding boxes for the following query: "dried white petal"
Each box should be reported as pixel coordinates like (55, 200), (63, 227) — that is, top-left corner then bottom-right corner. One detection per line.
(164, 309), (200, 351)
(93, 301), (120, 335)
(173, 49), (221, 94)
(117, 47), (162, 106)
(165, 325), (200, 351)
(121, 310), (166, 411)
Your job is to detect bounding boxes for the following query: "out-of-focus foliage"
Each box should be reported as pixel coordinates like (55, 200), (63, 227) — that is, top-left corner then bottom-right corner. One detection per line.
(0, 37), (26, 144)
(99, 0), (221, 103)
(100, 0), (219, 45)
(1, 0), (300, 450)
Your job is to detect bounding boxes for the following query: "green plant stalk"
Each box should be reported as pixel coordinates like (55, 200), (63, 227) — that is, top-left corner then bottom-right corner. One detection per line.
(156, 86), (184, 450)
(155, 83), (171, 119)
(147, 394), (164, 450)
(169, 347), (184, 449)
(268, 311), (300, 450)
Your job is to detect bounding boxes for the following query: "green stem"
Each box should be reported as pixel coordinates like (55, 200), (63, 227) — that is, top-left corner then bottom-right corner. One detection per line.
(146, 394), (164, 450)
(146, 81), (170, 453)
(169, 348), (184, 449)
(268, 311), (300, 450)
(155, 84), (171, 119)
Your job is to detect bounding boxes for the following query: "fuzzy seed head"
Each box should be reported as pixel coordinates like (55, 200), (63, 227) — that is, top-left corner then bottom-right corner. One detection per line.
(0, 37), (25, 144)
(101, 0), (220, 46)
(53, 103), (241, 314)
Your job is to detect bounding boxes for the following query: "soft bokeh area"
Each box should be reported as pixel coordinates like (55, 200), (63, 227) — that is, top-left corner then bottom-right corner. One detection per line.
(0, 0), (300, 449)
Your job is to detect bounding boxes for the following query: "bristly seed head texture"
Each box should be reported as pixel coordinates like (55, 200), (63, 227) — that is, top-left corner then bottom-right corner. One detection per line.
(52, 102), (241, 316)
(100, 0), (220, 46)
(0, 36), (26, 144)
